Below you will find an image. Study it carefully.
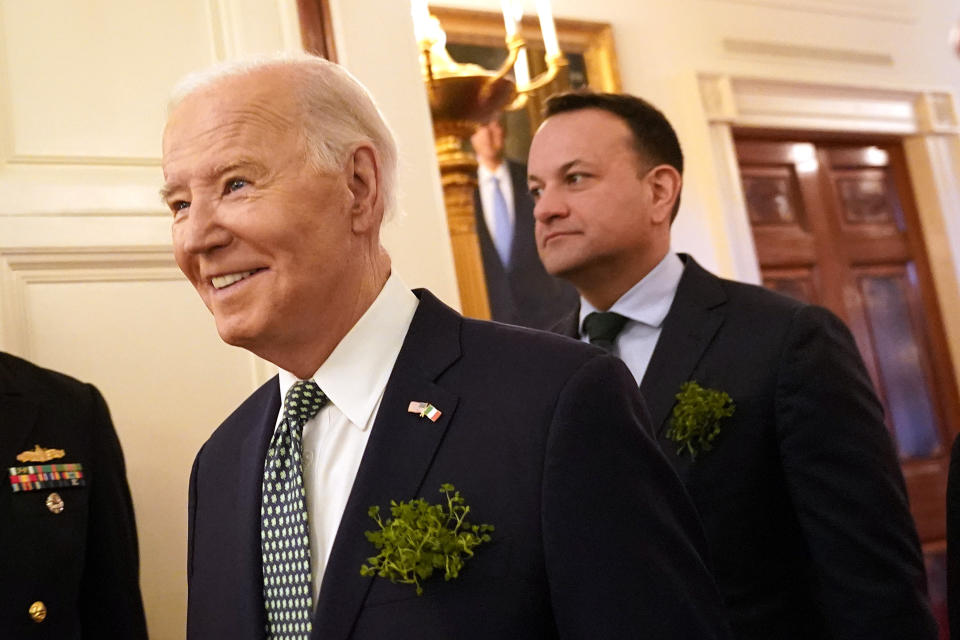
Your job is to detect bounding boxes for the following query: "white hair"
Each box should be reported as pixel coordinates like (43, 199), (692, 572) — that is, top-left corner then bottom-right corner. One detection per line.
(168, 53), (400, 218)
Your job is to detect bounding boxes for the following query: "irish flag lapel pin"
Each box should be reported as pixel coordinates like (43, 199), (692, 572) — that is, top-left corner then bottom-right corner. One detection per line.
(407, 401), (442, 422)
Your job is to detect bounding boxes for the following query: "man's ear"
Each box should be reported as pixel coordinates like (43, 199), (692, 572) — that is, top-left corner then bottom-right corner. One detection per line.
(646, 165), (682, 225)
(345, 144), (381, 233)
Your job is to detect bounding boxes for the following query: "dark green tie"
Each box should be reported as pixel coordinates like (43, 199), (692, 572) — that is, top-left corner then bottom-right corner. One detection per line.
(261, 380), (328, 639)
(582, 311), (629, 352)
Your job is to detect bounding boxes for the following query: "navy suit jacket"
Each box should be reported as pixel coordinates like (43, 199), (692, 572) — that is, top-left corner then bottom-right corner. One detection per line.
(556, 255), (935, 639)
(474, 160), (578, 330)
(187, 288), (732, 639)
(0, 352), (147, 639)
(947, 433), (960, 636)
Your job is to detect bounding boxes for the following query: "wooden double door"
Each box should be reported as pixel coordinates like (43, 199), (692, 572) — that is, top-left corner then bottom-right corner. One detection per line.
(735, 135), (960, 634)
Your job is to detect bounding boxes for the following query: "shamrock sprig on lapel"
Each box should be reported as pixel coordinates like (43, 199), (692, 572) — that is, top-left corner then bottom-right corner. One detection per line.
(360, 484), (494, 595)
(666, 381), (735, 459)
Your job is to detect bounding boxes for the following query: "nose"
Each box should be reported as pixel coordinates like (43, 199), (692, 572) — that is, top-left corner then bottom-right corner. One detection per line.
(532, 185), (568, 224)
(174, 197), (231, 255)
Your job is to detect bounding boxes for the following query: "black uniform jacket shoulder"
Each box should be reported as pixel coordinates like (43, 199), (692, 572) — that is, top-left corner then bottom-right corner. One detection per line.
(0, 352), (147, 639)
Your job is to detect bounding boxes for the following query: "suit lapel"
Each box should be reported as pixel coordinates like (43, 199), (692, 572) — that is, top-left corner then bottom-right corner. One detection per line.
(640, 256), (727, 436)
(0, 396), (39, 467)
(233, 378), (281, 635)
(507, 160), (534, 270)
(311, 290), (461, 640)
(0, 356), (40, 466)
(553, 307), (580, 339)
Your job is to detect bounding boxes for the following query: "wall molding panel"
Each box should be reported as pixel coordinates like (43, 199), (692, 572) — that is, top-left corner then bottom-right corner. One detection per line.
(722, 38), (894, 67)
(699, 74), (959, 134)
(703, 0), (916, 23)
(0, 245), (179, 355)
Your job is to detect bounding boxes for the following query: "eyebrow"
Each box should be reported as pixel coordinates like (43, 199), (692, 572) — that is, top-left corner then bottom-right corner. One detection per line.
(528, 159), (584, 184)
(159, 159), (265, 202)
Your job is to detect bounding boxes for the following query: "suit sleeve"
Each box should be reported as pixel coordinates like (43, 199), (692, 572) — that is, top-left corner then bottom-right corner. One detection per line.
(542, 353), (732, 639)
(775, 305), (936, 639)
(78, 384), (148, 639)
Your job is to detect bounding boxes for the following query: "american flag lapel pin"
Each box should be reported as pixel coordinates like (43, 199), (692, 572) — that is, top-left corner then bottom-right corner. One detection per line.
(407, 401), (442, 422)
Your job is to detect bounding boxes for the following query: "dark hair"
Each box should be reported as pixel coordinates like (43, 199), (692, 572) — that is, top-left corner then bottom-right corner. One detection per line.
(544, 91), (683, 220)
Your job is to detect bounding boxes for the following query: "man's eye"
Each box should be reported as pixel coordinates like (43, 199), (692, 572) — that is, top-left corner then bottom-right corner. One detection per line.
(528, 187), (542, 200)
(565, 173), (586, 185)
(171, 201), (190, 213)
(226, 178), (248, 193)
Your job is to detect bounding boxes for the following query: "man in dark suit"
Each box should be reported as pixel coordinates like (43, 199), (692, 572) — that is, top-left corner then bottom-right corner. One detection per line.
(162, 55), (731, 639)
(0, 351), (147, 638)
(470, 116), (578, 329)
(528, 91), (937, 639)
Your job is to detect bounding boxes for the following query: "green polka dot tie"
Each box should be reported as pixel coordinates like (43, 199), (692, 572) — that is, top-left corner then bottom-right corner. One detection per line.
(261, 380), (328, 639)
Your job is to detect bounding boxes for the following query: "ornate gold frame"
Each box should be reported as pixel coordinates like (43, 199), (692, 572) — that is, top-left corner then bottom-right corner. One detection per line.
(430, 7), (621, 94)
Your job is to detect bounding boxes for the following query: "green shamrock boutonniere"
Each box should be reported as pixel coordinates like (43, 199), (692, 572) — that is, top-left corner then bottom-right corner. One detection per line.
(666, 381), (735, 459)
(360, 483), (494, 595)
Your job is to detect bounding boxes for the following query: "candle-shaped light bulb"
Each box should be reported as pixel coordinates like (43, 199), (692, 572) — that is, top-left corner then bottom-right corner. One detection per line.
(535, 0), (560, 57)
(501, 0), (523, 38)
(411, 0), (432, 43)
(514, 47), (531, 88)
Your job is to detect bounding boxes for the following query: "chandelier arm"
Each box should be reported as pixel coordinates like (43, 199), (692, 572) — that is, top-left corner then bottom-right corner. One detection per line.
(516, 52), (569, 93)
(484, 35), (525, 91)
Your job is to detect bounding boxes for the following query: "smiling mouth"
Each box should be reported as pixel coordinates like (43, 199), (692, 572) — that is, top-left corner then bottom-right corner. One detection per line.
(211, 269), (265, 290)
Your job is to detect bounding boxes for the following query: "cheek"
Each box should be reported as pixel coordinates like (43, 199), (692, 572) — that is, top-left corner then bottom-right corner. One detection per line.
(170, 232), (194, 276)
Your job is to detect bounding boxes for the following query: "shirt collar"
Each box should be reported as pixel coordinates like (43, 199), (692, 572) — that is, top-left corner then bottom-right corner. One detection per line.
(579, 251), (684, 334)
(477, 161), (510, 184)
(278, 272), (419, 431)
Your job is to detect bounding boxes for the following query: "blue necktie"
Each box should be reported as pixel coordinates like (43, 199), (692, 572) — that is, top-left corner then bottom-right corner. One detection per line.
(489, 175), (513, 267)
(261, 380), (328, 639)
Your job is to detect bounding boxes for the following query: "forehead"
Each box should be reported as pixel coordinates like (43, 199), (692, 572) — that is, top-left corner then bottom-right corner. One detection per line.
(530, 108), (636, 167)
(162, 71), (302, 174)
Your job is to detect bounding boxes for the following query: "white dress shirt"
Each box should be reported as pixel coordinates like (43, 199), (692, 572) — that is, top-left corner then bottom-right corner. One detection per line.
(476, 161), (516, 240)
(579, 252), (685, 386)
(275, 273), (419, 603)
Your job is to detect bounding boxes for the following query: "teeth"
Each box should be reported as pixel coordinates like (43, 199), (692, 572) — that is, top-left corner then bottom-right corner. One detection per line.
(211, 270), (257, 290)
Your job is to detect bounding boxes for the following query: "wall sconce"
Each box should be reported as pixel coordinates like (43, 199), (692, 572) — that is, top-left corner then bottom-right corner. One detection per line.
(411, 0), (567, 319)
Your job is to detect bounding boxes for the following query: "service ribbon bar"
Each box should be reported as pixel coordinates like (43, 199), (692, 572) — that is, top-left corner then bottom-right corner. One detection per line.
(8, 463), (85, 492)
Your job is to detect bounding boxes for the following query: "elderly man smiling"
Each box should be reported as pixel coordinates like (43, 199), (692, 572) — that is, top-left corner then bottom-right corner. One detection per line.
(161, 54), (731, 640)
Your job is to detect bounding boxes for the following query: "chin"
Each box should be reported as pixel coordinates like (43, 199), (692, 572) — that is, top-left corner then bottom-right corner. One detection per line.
(213, 318), (261, 350)
(541, 254), (583, 281)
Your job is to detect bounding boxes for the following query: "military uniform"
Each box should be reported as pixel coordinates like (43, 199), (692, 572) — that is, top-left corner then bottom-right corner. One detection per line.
(1, 352), (147, 638)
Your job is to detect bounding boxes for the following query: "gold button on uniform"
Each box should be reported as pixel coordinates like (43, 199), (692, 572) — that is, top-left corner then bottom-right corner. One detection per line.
(45, 492), (64, 514)
(29, 601), (47, 623)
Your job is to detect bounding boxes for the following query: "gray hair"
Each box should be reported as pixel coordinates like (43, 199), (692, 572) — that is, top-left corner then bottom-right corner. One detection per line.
(168, 53), (400, 218)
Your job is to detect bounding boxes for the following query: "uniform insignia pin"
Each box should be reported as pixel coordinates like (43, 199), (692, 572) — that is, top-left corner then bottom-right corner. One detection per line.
(407, 401), (442, 422)
(45, 492), (65, 514)
(8, 462), (85, 492)
(16, 445), (66, 463)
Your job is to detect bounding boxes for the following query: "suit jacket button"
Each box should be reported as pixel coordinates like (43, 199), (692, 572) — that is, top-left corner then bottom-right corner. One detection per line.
(29, 601), (47, 623)
(45, 492), (64, 514)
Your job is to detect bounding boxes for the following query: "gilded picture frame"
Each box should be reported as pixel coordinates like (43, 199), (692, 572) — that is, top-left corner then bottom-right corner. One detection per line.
(431, 6), (621, 160)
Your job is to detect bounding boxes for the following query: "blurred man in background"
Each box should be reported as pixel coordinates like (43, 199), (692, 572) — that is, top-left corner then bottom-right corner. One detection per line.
(471, 114), (577, 329)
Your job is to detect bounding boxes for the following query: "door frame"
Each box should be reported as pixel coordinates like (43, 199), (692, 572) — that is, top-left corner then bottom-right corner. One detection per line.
(697, 72), (960, 404)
